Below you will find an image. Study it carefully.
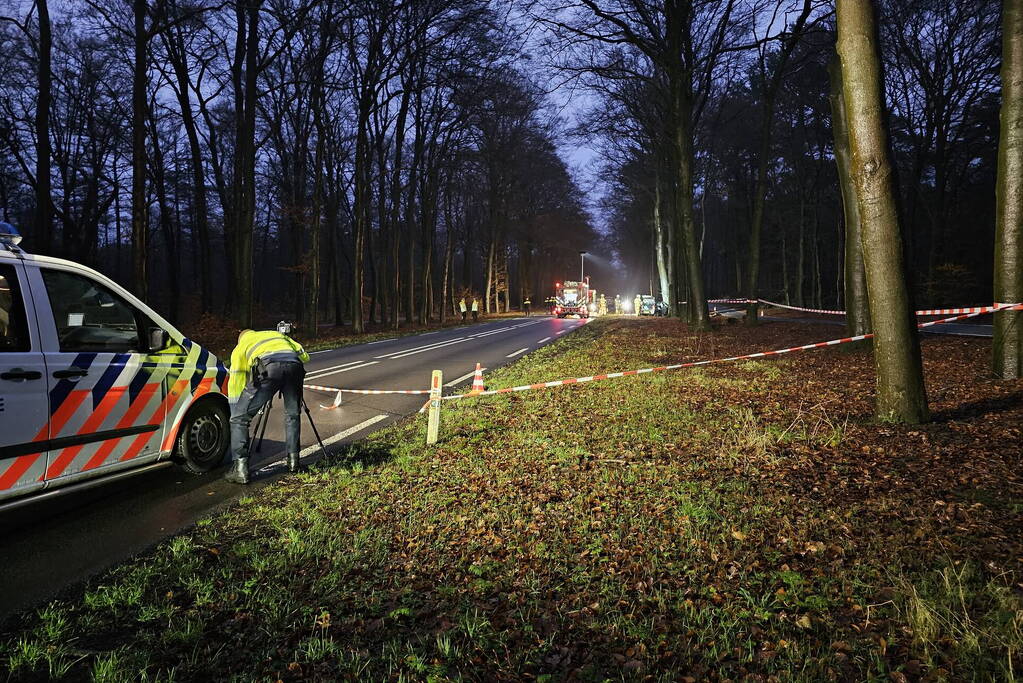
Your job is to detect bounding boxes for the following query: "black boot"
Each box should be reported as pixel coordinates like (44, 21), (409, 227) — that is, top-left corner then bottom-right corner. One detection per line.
(224, 457), (250, 484)
(287, 453), (302, 473)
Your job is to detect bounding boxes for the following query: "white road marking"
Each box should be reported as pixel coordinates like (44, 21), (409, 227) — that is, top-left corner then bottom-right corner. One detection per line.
(299, 415), (388, 457)
(506, 348), (529, 358)
(373, 337), (467, 359)
(445, 368), (487, 387)
(305, 359), (368, 378)
(306, 361), (378, 380)
(537, 336), (551, 344)
(385, 337), (473, 359)
(556, 330), (567, 335)
(469, 326), (516, 338)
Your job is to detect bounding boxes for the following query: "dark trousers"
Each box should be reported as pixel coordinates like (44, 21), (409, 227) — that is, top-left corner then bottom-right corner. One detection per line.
(472, 311), (478, 321)
(460, 310), (466, 320)
(230, 360), (305, 460)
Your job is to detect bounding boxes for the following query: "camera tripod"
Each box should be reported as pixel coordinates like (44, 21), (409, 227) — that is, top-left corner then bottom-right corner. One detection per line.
(251, 391), (329, 463)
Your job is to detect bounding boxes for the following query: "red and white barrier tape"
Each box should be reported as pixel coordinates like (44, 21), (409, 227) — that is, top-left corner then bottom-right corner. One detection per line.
(757, 299), (846, 315)
(441, 304), (1023, 401)
(723, 298), (1018, 317)
(303, 383), (430, 396)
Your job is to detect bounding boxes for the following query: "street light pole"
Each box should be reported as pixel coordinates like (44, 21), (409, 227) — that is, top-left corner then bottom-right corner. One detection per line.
(579, 251), (587, 283)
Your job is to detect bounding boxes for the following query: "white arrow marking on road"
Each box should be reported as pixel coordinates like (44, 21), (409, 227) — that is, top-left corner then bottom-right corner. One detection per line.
(506, 348), (529, 358)
(537, 336), (551, 344)
(445, 368), (487, 387)
(306, 361), (378, 380)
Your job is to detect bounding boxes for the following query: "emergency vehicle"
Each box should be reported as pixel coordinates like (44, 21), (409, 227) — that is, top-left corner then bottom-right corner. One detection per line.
(553, 278), (594, 318)
(0, 223), (230, 510)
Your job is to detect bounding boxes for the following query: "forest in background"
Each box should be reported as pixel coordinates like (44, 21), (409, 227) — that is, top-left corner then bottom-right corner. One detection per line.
(0, 0), (1011, 333)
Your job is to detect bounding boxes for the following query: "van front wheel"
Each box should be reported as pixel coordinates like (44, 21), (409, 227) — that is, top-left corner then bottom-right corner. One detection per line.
(175, 401), (229, 474)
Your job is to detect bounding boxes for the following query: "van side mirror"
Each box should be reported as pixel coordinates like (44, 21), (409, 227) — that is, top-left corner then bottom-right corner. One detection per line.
(148, 327), (169, 352)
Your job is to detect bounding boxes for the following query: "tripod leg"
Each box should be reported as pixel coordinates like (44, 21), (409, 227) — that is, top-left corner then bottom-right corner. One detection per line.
(254, 397), (272, 453)
(301, 399), (330, 460)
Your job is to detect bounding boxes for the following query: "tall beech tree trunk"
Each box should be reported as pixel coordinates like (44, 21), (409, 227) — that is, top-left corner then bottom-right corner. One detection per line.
(744, 0), (813, 324)
(837, 0), (928, 423)
(829, 56), (870, 337)
(653, 168), (671, 308)
(131, 0), (148, 300)
(236, 0), (260, 327)
(35, 0), (52, 253)
(994, 0), (1023, 379)
(165, 22), (212, 310)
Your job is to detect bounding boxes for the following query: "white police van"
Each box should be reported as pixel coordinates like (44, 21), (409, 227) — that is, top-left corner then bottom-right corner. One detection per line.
(0, 223), (230, 510)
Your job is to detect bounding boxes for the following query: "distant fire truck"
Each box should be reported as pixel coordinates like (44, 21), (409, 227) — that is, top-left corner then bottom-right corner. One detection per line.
(553, 278), (595, 318)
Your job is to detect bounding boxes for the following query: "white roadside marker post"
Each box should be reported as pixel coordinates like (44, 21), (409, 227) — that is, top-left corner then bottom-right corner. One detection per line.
(427, 370), (443, 444)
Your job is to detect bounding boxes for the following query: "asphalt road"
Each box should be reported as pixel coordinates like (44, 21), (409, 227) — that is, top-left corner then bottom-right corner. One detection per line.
(0, 314), (589, 620)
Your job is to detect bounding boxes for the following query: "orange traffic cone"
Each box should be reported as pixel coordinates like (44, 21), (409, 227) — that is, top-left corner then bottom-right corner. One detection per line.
(468, 363), (485, 395)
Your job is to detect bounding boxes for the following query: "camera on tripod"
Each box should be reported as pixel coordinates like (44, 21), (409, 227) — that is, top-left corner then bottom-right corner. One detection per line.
(276, 320), (294, 336)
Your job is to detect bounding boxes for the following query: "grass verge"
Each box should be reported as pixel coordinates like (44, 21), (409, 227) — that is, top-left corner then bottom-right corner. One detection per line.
(2, 317), (1021, 681)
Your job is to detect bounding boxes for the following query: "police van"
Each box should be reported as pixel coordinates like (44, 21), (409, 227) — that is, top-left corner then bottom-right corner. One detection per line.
(0, 223), (230, 510)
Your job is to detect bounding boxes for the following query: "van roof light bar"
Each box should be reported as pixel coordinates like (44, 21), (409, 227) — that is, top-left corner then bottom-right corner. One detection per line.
(0, 221), (22, 246)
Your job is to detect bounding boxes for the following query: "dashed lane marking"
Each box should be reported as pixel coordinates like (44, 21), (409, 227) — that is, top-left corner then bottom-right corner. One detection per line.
(445, 368), (487, 387)
(257, 414), (391, 470)
(537, 336), (551, 343)
(507, 348), (529, 358)
(305, 361), (378, 380)
(305, 359), (371, 379)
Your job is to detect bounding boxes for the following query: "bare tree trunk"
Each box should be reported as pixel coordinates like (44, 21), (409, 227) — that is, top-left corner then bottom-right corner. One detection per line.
(653, 168), (670, 305)
(671, 87), (710, 330)
(744, 0), (813, 324)
(994, 0), (1023, 379)
(236, 0), (261, 327)
(829, 56), (870, 336)
(147, 110), (179, 322)
(837, 0), (928, 423)
(131, 0), (149, 300)
(164, 22), (212, 310)
(35, 0), (53, 254)
(309, 25), (327, 340)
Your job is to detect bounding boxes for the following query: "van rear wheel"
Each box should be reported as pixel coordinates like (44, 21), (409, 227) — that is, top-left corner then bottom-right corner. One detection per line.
(175, 401), (229, 474)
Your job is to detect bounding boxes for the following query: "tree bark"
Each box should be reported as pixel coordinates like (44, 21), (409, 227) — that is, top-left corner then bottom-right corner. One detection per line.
(35, 0), (53, 254)
(744, 0), (813, 324)
(164, 21), (212, 310)
(837, 0), (928, 423)
(829, 56), (870, 336)
(131, 0), (149, 301)
(653, 167), (670, 305)
(994, 0), (1023, 379)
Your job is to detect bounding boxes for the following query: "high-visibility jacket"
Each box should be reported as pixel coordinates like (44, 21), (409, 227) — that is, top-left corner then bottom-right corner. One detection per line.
(228, 330), (309, 400)
(471, 299), (479, 312)
(459, 299), (467, 312)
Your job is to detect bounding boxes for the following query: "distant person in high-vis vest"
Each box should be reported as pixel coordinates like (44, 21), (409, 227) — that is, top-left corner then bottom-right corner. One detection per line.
(523, 297), (531, 316)
(459, 297), (467, 321)
(634, 295), (642, 316)
(226, 329), (310, 484)
(471, 298), (479, 321)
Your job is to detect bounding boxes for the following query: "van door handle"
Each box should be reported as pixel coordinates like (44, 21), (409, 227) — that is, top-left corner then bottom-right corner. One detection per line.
(52, 367), (89, 379)
(1, 368), (43, 381)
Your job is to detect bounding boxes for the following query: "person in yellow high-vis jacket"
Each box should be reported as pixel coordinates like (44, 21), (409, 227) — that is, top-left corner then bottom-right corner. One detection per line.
(226, 329), (310, 483)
